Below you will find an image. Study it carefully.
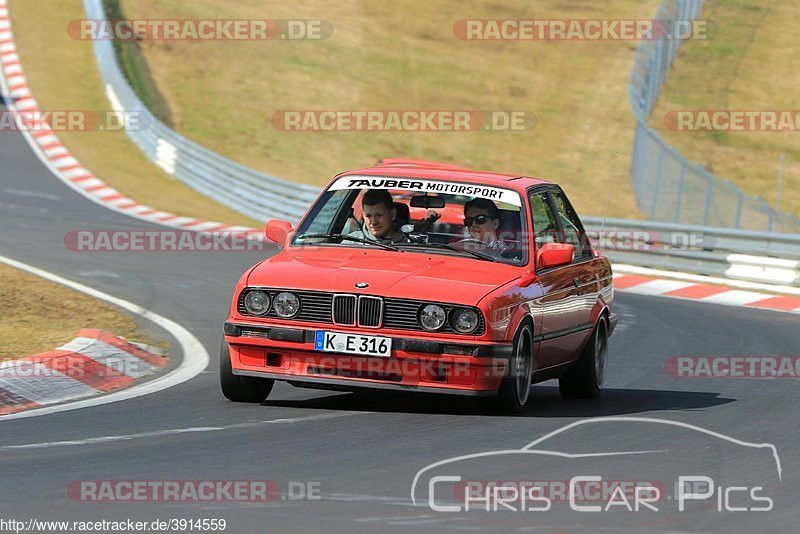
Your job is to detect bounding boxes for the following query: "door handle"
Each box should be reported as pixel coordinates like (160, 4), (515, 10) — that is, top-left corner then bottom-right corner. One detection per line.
(572, 277), (581, 288)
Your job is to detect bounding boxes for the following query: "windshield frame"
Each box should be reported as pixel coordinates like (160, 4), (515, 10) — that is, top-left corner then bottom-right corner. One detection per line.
(290, 175), (531, 267)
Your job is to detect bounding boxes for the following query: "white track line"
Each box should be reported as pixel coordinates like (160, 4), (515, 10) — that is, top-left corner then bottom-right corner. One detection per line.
(2, 412), (359, 449)
(0, 254), (209, 421)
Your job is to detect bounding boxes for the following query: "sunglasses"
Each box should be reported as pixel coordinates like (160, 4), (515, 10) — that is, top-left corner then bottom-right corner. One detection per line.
(464, 214), (496, 226)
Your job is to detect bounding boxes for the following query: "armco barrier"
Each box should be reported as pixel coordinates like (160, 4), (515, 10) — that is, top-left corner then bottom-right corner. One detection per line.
(85, 0), (799, 232)
(83, 0), (319, 223)
(81, 0), (799, 286)
(583, 217), (800, 287)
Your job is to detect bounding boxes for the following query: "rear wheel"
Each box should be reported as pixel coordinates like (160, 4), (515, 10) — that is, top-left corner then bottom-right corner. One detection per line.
(220, 340), (274, 403)
(559, 316), (608, 399)
(478, 323), (533, 414)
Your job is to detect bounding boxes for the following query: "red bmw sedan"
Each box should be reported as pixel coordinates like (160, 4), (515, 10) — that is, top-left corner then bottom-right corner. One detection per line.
(221, 159), (616, 413)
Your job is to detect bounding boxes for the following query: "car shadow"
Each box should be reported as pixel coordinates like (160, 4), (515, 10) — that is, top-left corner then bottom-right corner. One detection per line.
(262, 385), (735, 417)
(520, 385), (735, 418)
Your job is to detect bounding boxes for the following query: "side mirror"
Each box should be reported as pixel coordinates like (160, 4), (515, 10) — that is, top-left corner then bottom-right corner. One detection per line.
(537, 242), (574, 269)
(265, 219), (293, 247)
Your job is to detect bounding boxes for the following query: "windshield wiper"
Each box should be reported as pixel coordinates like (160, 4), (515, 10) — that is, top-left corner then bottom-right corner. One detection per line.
(397, 242), (496, 262)
(296, 233), (400, 251)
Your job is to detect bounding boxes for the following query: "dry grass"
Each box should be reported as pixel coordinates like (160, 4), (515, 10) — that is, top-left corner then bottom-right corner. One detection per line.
(106, 0), (663, 218)
(8, 0), (261, 227)
(651, 0), (800, 217)
(13, 0), (794, 224)
(0, 263), (164, 359)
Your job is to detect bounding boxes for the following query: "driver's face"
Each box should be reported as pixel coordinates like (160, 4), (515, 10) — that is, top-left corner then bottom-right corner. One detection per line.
(363, 202), (395, 238)
(465, 207), (499, 242)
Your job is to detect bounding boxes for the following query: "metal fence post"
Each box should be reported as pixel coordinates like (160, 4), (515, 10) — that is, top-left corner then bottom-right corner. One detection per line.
(673, 160), (686, 222)
(702, 174), (713, 226)
(734, 195), (743, 228)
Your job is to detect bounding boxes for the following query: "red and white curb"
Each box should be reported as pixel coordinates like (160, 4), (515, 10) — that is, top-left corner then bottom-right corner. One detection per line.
(0, 329), (167, 415)
(614, 272), (800, 314)
(0, 0), (257, 236)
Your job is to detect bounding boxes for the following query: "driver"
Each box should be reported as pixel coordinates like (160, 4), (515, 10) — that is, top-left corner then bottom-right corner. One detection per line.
(463, 198), (509, 252)
(348, 189), (409, 244)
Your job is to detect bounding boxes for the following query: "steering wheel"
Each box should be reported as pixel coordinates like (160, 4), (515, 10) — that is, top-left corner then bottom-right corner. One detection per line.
(452, 238), (487, 248)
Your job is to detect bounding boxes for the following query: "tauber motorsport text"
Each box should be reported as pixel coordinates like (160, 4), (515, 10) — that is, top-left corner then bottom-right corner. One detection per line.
(329, 177), (522, 206)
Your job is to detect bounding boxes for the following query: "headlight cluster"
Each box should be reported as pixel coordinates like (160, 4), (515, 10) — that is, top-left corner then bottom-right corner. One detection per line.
(243, 290), (270, 316)
(241, 290), (300, 318)
(273, 291), (300, 318)
(419, 304), (480, 334)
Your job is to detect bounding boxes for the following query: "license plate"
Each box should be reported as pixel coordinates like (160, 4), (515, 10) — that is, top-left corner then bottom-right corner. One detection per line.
(314, 330), (392, 357)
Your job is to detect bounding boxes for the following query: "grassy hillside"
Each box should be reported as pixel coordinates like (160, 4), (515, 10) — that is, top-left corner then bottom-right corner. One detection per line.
(107, 0), (662, 218)
(651, 0), (800, 217)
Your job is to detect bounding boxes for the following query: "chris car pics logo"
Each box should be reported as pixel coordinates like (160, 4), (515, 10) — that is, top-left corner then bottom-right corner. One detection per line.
(411, 417), (781, 513)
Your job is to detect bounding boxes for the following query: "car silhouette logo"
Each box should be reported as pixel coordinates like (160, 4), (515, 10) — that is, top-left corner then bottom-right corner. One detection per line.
(355, 282), (369, 288)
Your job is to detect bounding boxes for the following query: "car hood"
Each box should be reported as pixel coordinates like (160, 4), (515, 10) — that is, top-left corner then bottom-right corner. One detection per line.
(247, 247), (523, 305)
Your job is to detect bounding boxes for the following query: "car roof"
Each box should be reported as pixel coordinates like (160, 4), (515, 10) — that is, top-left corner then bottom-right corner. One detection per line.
(335, 158), (552, 190)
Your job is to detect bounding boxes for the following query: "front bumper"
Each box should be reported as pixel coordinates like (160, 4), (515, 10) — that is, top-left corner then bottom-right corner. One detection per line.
(224, 321), (513, 396)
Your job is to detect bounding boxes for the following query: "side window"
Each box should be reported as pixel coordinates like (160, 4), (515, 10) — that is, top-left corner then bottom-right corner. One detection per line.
(529, 192), (559, 247)
(550, 191), (591, 259)
(301, 189), (352, 236)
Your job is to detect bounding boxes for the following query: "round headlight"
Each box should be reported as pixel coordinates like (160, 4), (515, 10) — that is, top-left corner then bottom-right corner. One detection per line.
(451, 308), (479, 333)
(420, 304), (447, 331)
(273, 291), (300, 318)
(243, 290), (270, 316)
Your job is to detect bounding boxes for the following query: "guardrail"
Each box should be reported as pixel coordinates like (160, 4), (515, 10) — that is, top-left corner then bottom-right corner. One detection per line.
(84, 0), (319, 223)
(82, 0), (798, 288)
(583, 217), (800, 287)
(628, 0), (800, 233)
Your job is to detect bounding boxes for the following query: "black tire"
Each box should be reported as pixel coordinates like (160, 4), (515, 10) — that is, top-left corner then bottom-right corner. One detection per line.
(478, 322), (533, 415)
(220, 340), (274, 403)
(559, 316), (608, 399)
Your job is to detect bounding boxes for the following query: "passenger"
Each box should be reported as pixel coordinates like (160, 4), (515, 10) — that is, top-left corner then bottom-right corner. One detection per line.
(463, 198), (509, 252)
(349, 189), (409, 244)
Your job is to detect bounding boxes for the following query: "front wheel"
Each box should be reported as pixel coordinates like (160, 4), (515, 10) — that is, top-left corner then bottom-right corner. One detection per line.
(559, 316), (608, 399)
(478, 322), (533, 414)
(220, 340), (274, 403)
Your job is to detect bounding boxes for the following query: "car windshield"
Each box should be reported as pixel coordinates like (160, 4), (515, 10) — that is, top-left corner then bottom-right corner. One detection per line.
(292, 175), (529, 265)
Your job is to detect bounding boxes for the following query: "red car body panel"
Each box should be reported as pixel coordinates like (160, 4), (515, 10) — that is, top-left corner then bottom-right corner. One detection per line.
(224, 161), (614, 396)
(245, 250), (522, 305)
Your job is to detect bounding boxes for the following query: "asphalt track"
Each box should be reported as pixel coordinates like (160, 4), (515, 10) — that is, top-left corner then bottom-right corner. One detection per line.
(1, 97), (799, 532)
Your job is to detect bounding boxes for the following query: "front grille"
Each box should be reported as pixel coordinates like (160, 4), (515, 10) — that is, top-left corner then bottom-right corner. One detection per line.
(358, 296), (383, 327)
(333, 294), (357, 326)
(238, 289), (484, 335)
(333, 294), (383, 328)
